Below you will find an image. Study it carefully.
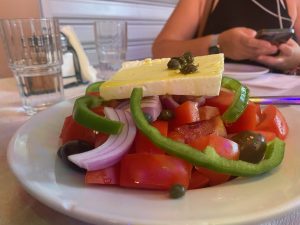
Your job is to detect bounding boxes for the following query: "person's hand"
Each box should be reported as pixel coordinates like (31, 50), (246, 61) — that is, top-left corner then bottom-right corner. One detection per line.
(255, 39), (300, 71)
(218, 27), (278, 60)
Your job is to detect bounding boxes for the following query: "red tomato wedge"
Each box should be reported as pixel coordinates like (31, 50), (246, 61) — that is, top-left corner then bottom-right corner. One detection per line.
(91, 105), (105, 115)
(205, 89), (234, 114)
(252, 130), (277, 142)
(85, 164), (120, 185)
(174, 116), (227, 144)
(120, 153), (192, 190)
(86, 91), (100, 97)
(168, 131), (185, 143)
(256, 105), (289, 140)
(195, 167), (232, 186)
(94, 132), (109, 147)
(199, 106), (220, 121)
(60, 115), (95, 146)
(188, 170), (210, 189)
(226, 102), (259, 133)
(171, 101), (200, 127)
(189, 135), (239, 160)
(91, 105), (111, 147)
(135, 120), (168, 154)
(189, 135), (239, 186)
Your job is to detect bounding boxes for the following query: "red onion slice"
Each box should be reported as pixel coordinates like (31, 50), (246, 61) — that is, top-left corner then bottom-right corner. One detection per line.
(116, 100), (130, 110)
(194, 96), (206, 106)
(160, 95), (206, 109)
(160, 95), (180, 110)
(68, 107), (119, 164)
(68, 107), (136, 171)
(82, 111), (136, 171)
(116, 96), (162, 121)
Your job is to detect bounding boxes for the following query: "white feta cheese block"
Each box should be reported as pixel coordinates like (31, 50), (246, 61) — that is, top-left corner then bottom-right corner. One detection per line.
(100, 53), (224, 100)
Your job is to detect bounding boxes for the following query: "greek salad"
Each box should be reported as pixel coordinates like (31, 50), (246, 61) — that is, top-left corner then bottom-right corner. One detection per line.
(57, 54), (288, 199)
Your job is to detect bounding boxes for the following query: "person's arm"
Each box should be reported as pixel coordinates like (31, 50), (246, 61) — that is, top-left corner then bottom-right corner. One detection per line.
(152, 0), (277, 60)
(255, 0), (300, 71)
(152, 0), (213, 58)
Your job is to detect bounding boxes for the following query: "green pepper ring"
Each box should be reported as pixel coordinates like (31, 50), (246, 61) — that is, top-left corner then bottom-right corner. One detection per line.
(221, 76), (250, 123)
(85, 81), (105, 95)
(73, 81), (124, 135)
(73, 95), (124, 135)
(130, 87), (285, 177)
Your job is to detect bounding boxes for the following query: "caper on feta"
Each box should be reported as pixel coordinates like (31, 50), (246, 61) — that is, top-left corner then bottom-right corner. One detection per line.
(167, 58), (181, 70)
(180, 64), (198, 74)
(167, 52), (198, 75)
(183, 51), (194, 64)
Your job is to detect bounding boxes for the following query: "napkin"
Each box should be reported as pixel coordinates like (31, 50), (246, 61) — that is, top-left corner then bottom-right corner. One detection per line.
(60, 26), (97, 82)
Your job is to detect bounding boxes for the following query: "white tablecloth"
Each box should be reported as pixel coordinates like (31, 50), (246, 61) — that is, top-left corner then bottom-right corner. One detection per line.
(1, 74), (300, 225)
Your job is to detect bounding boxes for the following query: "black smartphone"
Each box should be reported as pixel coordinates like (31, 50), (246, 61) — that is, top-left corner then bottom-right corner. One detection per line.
(255, 28), (294, 45)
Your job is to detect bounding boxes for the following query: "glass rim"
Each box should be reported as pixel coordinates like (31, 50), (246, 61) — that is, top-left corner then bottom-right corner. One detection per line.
(0, 18), (58, 23)
(94, 20), (127, 24)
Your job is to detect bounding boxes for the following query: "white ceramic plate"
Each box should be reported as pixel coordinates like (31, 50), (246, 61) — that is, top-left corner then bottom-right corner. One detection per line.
(224, 63), (270, 80)
(7, 101), (300, 225)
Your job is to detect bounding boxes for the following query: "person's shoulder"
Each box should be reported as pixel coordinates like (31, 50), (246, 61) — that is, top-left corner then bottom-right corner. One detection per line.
(172, 0), (205, 18)
(288, 0), (300, 7)
(176, 0), (204, 6)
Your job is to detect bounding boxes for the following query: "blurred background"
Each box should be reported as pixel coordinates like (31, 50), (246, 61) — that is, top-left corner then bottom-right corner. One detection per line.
(0, 0), (178, 78)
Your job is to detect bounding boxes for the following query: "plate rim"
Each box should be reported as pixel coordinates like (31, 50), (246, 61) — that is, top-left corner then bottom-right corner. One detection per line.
(6, 100), (300, 225)
(224, 63), (270, 78)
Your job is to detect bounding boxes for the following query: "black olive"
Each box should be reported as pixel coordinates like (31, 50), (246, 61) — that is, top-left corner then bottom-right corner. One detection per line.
(231, 131), (267, 163)
(167, 58), (181, 70)
(183, 52), (194, 64)
(158, 109), (174, 121)
(180, 64), (198, 74)
(57, 140), (94, 172)
(169, 184), (186, 199)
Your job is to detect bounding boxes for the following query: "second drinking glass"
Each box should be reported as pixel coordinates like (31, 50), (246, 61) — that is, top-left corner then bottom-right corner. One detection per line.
(94, 20), (127, 80)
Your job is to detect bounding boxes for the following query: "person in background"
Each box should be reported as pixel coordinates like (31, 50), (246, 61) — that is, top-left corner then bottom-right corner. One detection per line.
(152, 0), (300, 73)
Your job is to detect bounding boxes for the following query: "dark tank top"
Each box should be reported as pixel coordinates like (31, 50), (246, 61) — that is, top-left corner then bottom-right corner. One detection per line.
(202, 0), (295, 68)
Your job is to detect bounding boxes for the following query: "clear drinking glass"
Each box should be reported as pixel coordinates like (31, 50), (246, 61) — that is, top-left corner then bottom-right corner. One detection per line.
(0, 18), (64, 115)
(94, 20), (127, 80)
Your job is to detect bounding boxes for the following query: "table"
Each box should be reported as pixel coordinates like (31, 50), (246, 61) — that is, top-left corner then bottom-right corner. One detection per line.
(1, 74), (300, 225)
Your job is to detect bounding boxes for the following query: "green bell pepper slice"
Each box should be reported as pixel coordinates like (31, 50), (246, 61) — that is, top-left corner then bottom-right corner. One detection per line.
(130, 87), (285, 177)
(85, 81), (105, 95)
(73, 95), (123, 134)
(221, 76), (249, 123)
